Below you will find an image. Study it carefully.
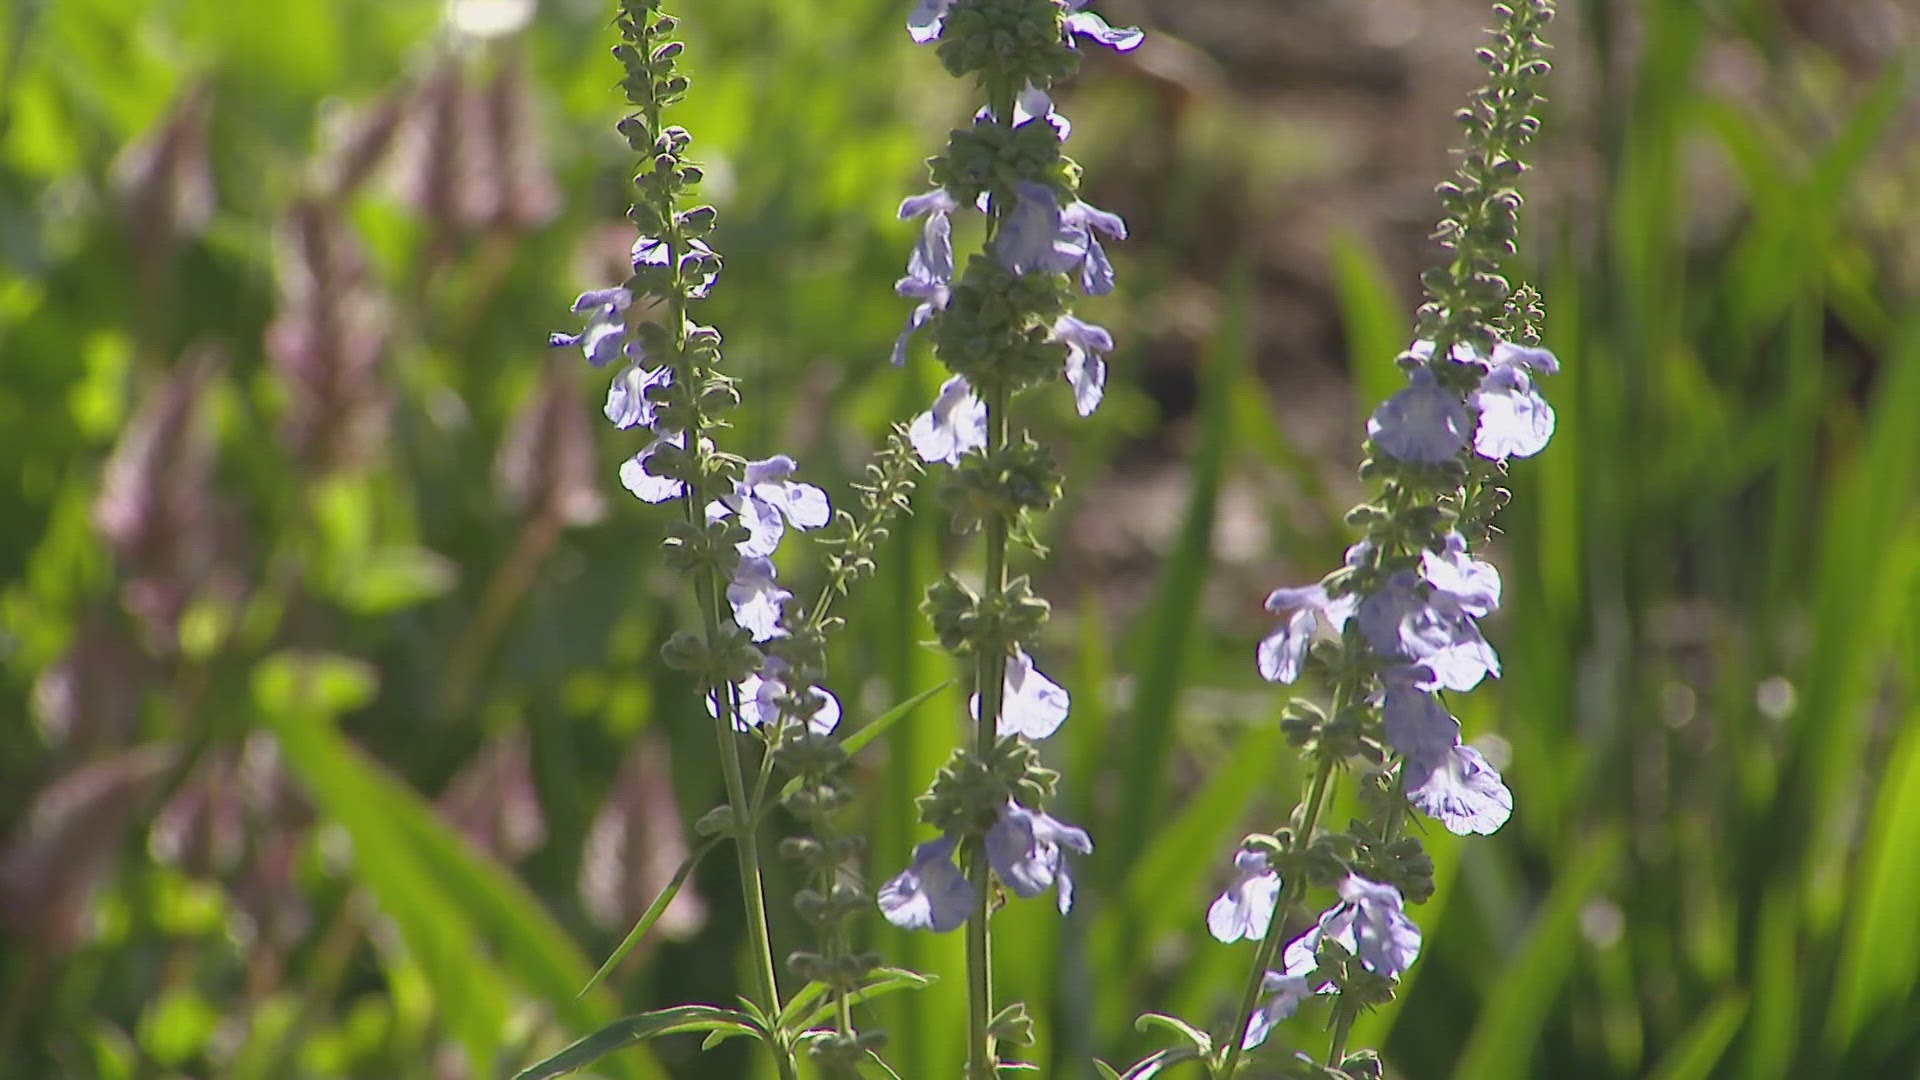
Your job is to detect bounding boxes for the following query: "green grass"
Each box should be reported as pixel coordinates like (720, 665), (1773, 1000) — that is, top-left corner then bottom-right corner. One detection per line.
(1, 0), (1916, 1077)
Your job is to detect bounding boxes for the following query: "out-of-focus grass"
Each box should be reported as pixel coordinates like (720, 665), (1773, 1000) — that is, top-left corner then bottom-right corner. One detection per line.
(1, 0), (1916, 1077)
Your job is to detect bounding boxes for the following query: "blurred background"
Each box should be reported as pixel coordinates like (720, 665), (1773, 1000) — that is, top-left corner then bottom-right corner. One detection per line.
(3, 0), (1918, 1076)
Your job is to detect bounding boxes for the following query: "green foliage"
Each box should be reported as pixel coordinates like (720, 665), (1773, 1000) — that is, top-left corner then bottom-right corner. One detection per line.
(2, 0), (1916, 1078)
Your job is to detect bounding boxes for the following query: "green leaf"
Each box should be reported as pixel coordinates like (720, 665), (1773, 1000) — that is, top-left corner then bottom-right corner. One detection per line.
(859, 1049), (906, 1079)
(773, 978), (832, 1030)
(1108, 264), (1247, 877)
(797, 968), (938, 1033)
(778, 681), (950, 802)
(1116, 1047), (1200, 1079)
(333, 544), (458, 615)
(512, 1006), (765, 1080)
(1450, 830), (1624, 1080)
(258, 659), (657, 1080)
(580, 836), (723, 998)
(1094, 1060), (1123, 1080)
(253, 650), (377, 717)
(1644, 992), (1748, 1080)
(1134, 1012), (1212, 1056)
(1827, 701), (1920, 1047)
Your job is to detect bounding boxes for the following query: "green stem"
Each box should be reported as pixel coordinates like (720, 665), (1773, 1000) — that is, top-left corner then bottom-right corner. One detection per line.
(670, 256), (794, 1080)
(1218, 755), (1337, 1077)
(968, 380), (1013, 1079)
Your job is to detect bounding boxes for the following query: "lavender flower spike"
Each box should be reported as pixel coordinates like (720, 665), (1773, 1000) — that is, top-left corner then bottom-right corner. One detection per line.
(1053, 314), (1113, 416)
(985, 801), (1093, 914)
(909, 374), (988, 465)
(970, 646), (1070, 739)
(878, 834), (973, 932)
(1208, 848), (1282, 943)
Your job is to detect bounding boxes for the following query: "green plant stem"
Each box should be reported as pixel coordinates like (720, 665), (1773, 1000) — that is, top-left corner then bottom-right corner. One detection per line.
(670, 260), (795, 1080)
(1219, 755), (1337, 1078)
(967, 380), (1014, 1080)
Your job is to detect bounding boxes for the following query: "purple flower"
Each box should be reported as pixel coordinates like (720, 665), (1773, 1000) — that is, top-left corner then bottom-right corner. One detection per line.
(1358, 571), (1499, 692)
(909, 374), (988, 465)
(1282, 875), (1422, 981)
(550, 287), (632, 368)
(995, 182), (1087, 278)
(1063, 1), (1144, 51)
(1473, 342), (1559, 461)
(1379, 664), (1461, 765)
(618, 432), (686, 503)
(878, 835), (973, 932)
(1421, 532), (1501, 618)
(603, 362), (671, 431)
(1240, 972), (1314, 1050)
(709, 656), (841, 736)
(1052, 314), (1112, 416)
(1368, 366), (1471, 464)
(971, 646), (1070, 739)
(985, 801), (1092, 914)
(1061, 198), (1126, 295)
(1256, 584), (1357, 684)
(726, 555), (790, 642)
(893, 191), (958, 366)
(906, 0), (952, 44)
(633, 236), (719, 299)
(1406, 743), (1512, 836)
(1208, 849), (1281, 943)
(706, 455), (832, 559)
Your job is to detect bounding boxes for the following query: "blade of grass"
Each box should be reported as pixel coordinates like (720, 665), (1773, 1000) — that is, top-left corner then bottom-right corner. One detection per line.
(580, 837), (723, 998)
(777, 680), (952, 803)
(1644, 992), (1749, 1080)
(1107, 262), (1248, 880)
(1450, 829), (1624, 1080)
(1825, 696), (1920, 1050)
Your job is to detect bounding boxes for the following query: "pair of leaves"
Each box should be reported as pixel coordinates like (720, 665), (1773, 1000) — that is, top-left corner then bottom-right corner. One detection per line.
(516, 970), (937, 1080)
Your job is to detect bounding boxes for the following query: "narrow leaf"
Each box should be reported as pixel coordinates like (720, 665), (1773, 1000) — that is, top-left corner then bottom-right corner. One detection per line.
(779, 681), (949, 802)
(1134, 1012), (1212, 1055)
(579, 836), (723, 998)
(798, 968), (938, 1032)
(512, 1006), (763, 1080)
